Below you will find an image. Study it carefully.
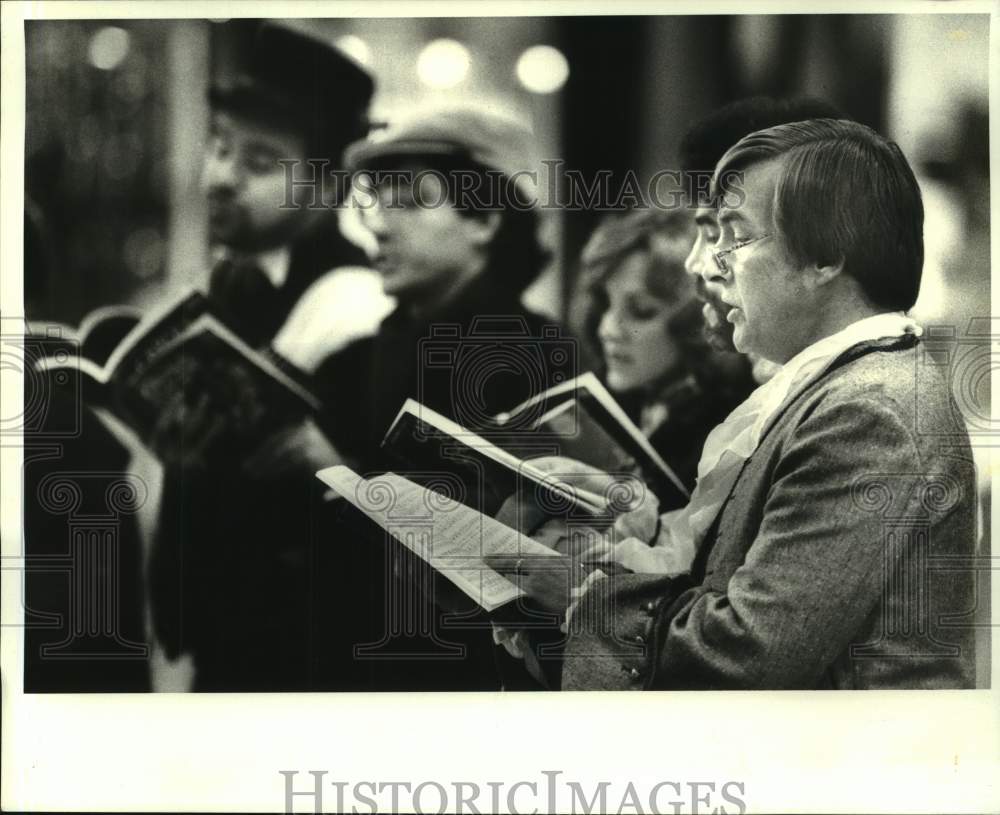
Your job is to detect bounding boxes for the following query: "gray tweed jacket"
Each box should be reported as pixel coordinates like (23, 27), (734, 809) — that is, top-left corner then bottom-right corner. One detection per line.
(559, 335), (978, 690)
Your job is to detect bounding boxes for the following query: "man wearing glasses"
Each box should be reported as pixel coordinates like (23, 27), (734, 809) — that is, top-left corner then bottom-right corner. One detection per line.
(198, 21), (379, 351)
(147, 22), (378, 691)
(493, 118), (978, 690)
(678, 96), (843, 383)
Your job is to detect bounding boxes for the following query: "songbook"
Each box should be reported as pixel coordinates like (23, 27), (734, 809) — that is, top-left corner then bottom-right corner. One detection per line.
(34, 289), (319, 449)
(490, 371), (690, 509)
(317, 465), (569, 614)
(75, 303), (145, 365)
(381, 398), (611, 521)
(26, 303), (144, 377)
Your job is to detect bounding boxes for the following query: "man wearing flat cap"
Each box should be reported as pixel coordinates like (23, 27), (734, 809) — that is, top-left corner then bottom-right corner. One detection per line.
(313, 104), (576, 690)
(317, 105), (568, 463)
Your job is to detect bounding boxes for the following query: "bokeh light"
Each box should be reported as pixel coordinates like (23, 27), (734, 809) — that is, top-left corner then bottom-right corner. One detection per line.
(516, 44), (569, 94)
(416, 39), (471, 89)
(87, 26), (130, 71)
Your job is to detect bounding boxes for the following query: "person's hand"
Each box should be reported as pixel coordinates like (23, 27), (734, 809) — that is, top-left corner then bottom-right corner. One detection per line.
(612, 488), (661, 544)
(148, 389), (225, 472)
(531, 455), (652, 512)
(526, 455), (662, 544)
(530, 518), (616, 563)
(493, 457), (620, 536)
(494, 489), (550, 536)
(484, 553), (589, 615)
(525, 455), (625, 498)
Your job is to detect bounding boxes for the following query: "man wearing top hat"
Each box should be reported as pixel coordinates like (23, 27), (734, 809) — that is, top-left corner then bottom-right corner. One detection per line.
(201, 20), (390, 355)
(146, 22), (384, 691)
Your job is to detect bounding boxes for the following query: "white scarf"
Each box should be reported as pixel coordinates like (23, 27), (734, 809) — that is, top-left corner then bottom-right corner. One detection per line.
(614, 312), (922, 574)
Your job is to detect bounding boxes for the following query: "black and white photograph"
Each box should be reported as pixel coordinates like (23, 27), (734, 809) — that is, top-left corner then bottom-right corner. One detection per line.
(1, 1), (997, 812)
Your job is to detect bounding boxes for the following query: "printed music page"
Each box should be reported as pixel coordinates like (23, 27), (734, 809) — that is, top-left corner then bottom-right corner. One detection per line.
(317, 466), (562, 612)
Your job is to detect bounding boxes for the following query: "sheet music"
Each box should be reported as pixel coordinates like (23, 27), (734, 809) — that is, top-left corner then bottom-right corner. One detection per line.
(318, 466), (561, 611)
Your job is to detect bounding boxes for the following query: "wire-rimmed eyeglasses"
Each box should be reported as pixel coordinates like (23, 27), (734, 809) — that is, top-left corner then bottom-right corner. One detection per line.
(712, 233), (773, 275)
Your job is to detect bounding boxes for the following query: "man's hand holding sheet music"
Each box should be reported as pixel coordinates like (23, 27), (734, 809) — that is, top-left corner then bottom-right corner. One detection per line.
(485, 454), (665, 618)
(483, 553), (595, 615)
(497, 454), (662, 564)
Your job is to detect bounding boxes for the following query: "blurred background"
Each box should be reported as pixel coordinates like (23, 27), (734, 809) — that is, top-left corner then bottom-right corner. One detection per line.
(24, 13), (990, 327)
(23, 15), (992, 455)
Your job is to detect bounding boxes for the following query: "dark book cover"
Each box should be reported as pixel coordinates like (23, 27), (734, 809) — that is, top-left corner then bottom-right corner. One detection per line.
(492, 372), (690, 510)
(381, 399), (609, 522)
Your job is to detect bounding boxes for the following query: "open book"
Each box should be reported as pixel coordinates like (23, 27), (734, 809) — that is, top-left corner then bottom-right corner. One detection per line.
(490, 372), (690, 508)
(35, 289), (319, 448)
(381, 398), (612, 520)
(36, 288), (208, 383)
(76, 303), (146, 365)
(27, 303), (144, 367)
(318, 465), (568, 613)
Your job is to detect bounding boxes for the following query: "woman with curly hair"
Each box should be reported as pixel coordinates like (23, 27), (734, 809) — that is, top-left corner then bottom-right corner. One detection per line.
(575, 207), (756, 492)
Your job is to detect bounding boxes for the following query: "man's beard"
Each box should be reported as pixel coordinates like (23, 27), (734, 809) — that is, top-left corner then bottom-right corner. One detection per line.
(207, 195), (305, 253)
(696, 277), (736, 352)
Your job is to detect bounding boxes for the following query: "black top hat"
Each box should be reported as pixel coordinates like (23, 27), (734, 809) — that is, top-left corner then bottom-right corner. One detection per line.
(209, 22), (375, 158)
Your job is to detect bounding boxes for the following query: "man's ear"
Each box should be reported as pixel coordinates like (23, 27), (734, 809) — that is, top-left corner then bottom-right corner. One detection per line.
(803, 257), (845, 290)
